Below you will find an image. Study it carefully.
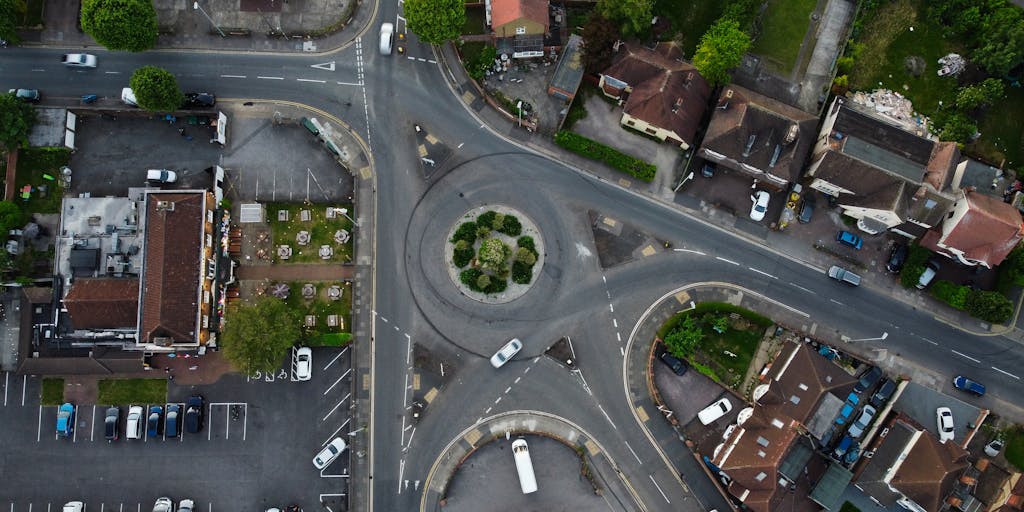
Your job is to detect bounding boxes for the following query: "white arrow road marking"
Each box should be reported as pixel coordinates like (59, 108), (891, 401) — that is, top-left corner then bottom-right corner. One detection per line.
(311, 61), (336, 71)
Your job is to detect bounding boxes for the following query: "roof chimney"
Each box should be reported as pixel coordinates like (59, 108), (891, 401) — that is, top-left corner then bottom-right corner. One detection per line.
(784, 123), (799, 144)
(672, 97), (683, 112)
(155, 200), (175, 212)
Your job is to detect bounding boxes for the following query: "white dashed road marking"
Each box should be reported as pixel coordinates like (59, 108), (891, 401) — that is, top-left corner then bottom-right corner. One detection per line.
(992, 366), (1020, 379)
(951, 350), (980, 363)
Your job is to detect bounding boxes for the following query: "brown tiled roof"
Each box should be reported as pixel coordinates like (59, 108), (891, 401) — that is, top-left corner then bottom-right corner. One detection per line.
(140, 193), (204, 344)
(714, 409), (802, 512)
(923, 142), (960, 191)
(64, 278), (140, 329)
(761, 342), (857, 424)
(491, 0), (548, 32)
(699, 85), (818, 184)
(939, 191), (1023, 267)
(891, 426), (970, 512)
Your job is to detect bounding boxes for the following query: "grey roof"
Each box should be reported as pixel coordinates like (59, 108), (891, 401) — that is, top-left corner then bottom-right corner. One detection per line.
(809, 464), (854, 510)
(805, 392), (843, 440)
(778, 439), (814, 481)
(549, 34), (584, 97)
(957, 158), (1010, 197)
(843, 135), (926, 183)
(833, 103), (935, 166)
(856, 418), (918, 507)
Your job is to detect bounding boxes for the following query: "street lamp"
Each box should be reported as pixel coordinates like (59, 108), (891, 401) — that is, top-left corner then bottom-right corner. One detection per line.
(333, 207), (359, 227)
(841, 332), (888, 343)
(193, 1), (226, 38)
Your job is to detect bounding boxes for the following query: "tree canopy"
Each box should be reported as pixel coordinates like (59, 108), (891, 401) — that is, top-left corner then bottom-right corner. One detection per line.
(693, 19), (751, 87)
(0, 92), (37, 150)
(129, 66), (185, 112)
(596, 0), (653, 38)
(663, 315), (703, 358)
(581, 13), (621, 73)
(81, 0), (158, 52)
(405, 0), (465, 45)
(0, 0), (22, 44)
(0, 201), (25, 234)
(220, 297), (302, 375)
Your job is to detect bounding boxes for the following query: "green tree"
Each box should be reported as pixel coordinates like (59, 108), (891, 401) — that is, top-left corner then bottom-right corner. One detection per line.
(0, 92), (36, 150)
(971, 6), (1024, 76)
(955, 78), (1006, 111)
(693, 19), (751, 87)
(514, 246), (536, 266)
(581, 13), (621, 73)
(0, 0), (22, 44)
(937, 112), (978, 144)
(81, 0), (158, 52)
(596, 0), (652, 38)
(965, 289), (1014, 323)
(129, 66), (184, 112)
(468, 46), (497, 81)
(478, 238), (509, 270)
(664, 315), (704, 358)
(220, 297), (302, 375)
(405, 0), (465, 45)
(0, 201), (26, 233)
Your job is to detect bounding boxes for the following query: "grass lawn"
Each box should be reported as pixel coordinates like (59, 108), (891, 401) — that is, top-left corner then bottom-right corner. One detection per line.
(1006, 427), (1024, 471)
(41, 378), (64, 405)
(283, 281), (353, 346)
(14, 147), (70, 216)
(97, 379), (168, 405)
(462, 5), (487, 35)
(459, 41), (487, 66)
(653, 0), (723, 57)
(751, 0), (819, 75)
(658, 303), (773, 387)
(968, 85), (1024, 169)
(268, 202), (354, 264)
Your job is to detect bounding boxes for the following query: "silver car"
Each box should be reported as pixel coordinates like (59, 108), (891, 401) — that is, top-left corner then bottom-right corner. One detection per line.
(847, 405), (876, 438)
(489, 338), (523, 368)
(152, 497), (173, 512)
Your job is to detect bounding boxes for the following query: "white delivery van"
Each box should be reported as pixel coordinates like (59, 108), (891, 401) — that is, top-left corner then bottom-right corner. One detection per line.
(512, 437), (538, 494)
(379, 23), (394, 55)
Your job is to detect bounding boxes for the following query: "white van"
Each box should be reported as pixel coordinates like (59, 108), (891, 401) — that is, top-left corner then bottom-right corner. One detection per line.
(379, 23), (394, 55)
(697, 398), (733, 425)
(512, 438), (538, 494)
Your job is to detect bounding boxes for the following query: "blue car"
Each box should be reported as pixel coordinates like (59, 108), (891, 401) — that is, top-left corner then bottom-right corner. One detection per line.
(953, 375), (986, 396)
(835, 393), (859, 425)
(165, 404), (180, 438)
(147, 405), (163, 438)
(56, 402), (75, 437)
(837, 230), (863, 250)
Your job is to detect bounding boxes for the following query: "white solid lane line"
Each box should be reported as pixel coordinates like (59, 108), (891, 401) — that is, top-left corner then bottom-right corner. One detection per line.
(256, 76), (285, 80)
(748, 267), (778, 279)
(992, 366), (1020, 379)
(673, 248), (706, 255)
(951, 349), (981, 363)
(716, 256), (740, 265)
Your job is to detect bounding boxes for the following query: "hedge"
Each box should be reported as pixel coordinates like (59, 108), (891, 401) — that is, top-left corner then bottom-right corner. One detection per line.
(453, 245), (474, 268)
(931, 280), (968, 310)
(517, 236), (536, 254)
(460, 268), (509, 294)
(554, 131), (656, 181)
(451, 222), (477, 244)
(965, 290), (1014, 324)
(512, 259), (533, 284)
(498, 215), (522, 236)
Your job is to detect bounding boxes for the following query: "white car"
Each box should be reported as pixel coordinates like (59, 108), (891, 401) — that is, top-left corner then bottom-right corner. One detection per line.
(749, 190), (770, 221)
(314, 436), (347, 469)
(121, 87), (138, 106)
(936, 407), (955, 443)
(489, 338), (523, 368)
(179, 499), (195, 512)
(62, 53), (97, 68)
(62, 503), (84, 512)
(126, 405), (144, 440)
(379, 22), (394, 55)
(295, 346), (312, 381)
(847, 405), (876, 438)
(152, 497), (174, 512)
(147, 169), (177, 183)
(698, 397), (733, 425)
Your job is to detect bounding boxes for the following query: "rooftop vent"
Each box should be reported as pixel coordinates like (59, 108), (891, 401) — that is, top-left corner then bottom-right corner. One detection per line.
(155, 200), (175, 212)
(743, 135), (757, 157)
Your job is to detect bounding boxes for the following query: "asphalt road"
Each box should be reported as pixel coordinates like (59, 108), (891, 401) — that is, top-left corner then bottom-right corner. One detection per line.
(2, 11), (1024, 511)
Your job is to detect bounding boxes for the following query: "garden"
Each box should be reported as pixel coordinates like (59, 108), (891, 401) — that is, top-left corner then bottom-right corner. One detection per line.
(280, 280), (353, 346)
(657, 302), (773, 388)
(450, 209), (539, 295)
(267, 202), (355, 264)
(750, 0), (819, 75)
(902, 244), (1015, 324)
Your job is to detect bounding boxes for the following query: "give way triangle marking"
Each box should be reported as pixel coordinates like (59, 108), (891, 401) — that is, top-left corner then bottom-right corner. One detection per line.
(311, 61), (336, 71)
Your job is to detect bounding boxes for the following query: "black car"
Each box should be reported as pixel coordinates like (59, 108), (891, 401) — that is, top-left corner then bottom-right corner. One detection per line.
(183, 92), (216, 108)
(104, 406), (120, 442)
(185, 395), (204, 433)
(886, 244), (908, 272)
(798, 197), (815, 224)
(658, 351), (688, 376)
(854, 366), (883, 393)
(870, 378), (897, 408)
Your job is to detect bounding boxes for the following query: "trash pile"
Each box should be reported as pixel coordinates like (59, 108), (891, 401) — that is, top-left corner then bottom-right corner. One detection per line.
(937, 53), (966, 77)
(848, 89), (932, 137)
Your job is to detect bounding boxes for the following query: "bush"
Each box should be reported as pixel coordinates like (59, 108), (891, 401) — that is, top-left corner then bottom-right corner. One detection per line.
(498, 215), (522, 236)
(460, 268), (482, 288)
(554, 131), (656, 181)
(563, 93), (588, 130)
(468, 45), (498, 80)
(515, 247), (537, 266)
(476, 273), (491, 290)
(453, 244), (474, 268)
(478, 238), (510, 269)
(477, 210), (497, 228)
(900, 245), (933, 288)
(965, 290), (1014, 323)
(475, 224), (492, 239)
(512, 259), (533, 284)
(836, 56), (855, 75)
(931, 280), (969, 309)
(451, 221), (477, 244)
(997, 244), (1024, 293)
(517, 236), (536, 254)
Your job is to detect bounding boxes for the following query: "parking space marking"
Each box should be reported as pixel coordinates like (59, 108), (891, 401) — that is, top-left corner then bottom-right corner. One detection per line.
(323, 348), (346, 370)
(324, 369), (350, 395)
(322, 393), (350, 422)
(91, 405), (97, 442)
(36, 405), (42, 442)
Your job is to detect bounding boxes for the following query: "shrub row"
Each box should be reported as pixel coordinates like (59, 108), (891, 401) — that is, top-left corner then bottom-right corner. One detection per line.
(460, 268), (508, 294)
(929, 279), (1014, 323)
(554, 131), (656, 182)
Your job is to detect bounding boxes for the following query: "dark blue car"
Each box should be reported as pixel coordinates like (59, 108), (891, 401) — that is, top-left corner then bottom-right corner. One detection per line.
(953, 375), (986, 396)
(837, 230), (863, 250)
(147, 405), (163, 437)
(165, 404), (180, 437)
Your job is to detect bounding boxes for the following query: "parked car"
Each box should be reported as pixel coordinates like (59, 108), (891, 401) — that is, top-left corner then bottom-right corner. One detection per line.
(152, 497), (174, 512)
(179, 499), (195, 512)
(700, 162), (715, 178)
(936, 407), (955, 443)
(886, 244), (908, 272)
(295, 346), (312, 381)
(916, 260), (940, 289)
(62, 503), (84, 512)
(658, 351), (687, 376)
(165, 404), (180, 437)
(147, 169), (177, 183)
(847, 405), (877, 438)
(953, 375), (986, 396)
(698, 398), (733, 425)
(147, 405), (163, 437)
(183, 92), (216, 108)
(798, 197), (815, 224)
(126, 405), (144, 440)
(185, 395), (204, 433)
(121, 87), (137, 106)
(61, 53), (97, 68)
(313, 436), (347, 469)
(833, 434), (854, 459)
(379, 22), (394, 55)
(104, 406), (120, 441)
(985, 438), (1005, 457)
(854, 366), (883, 393)
(836, 392), (859, 425)
(836, 230), (863, 250)
(828, 265), (861, 286)
(8, 88), (40, 103)
(870, 379), (898, 408)
(749, 190), (770, 221)
(56, 402), (75, 437)
(490, 338), (523, 368)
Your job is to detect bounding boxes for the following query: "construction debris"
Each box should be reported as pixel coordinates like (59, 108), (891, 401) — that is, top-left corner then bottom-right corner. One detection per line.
(847, 89), (933, 138)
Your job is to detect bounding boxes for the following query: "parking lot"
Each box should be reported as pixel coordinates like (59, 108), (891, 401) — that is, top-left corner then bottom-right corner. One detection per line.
(0, 346), (354, 510)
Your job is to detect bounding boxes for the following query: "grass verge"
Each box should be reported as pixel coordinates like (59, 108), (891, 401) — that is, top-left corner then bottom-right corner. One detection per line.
(1006, 427), (1024, 471)
(751, 0), (818, 75)
(41, 378), (64, 405)
(653, 0), (723, 56)
(97, 379), (168, 405)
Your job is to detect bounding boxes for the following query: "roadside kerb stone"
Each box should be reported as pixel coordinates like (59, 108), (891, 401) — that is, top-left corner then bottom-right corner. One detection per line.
(420, 410), (641, 512)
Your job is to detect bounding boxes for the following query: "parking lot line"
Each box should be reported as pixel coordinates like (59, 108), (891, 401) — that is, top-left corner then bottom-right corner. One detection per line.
(323, 423), (346, 447)
(3, 371), (7, 405)
(22, 375), (27, 406)
(324, 350), (343, 371)
(323, 369), (349, 396)
(322, 394), (349, 422)
(91, 405), (97, 442)
(36, 405), (42, 442)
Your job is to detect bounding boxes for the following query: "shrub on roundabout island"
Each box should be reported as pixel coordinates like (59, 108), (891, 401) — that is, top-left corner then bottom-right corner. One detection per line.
(451, 210), (540, 292)
(453, 240), (474, 268)
(451, 221), (478, 245)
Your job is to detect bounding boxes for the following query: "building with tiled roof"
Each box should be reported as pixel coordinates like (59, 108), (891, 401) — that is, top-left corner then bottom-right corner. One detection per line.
(919, 189), (1024, 268)
(598, 42), (711, 150)
(487, 0), (549, 57)
(697, 85), (818, 190)
(63, 278), (139, 329)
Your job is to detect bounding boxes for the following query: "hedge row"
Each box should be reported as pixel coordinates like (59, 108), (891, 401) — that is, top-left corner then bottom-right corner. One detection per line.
(554, 131), (656, 182)
(930, 279), (1014, 323)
